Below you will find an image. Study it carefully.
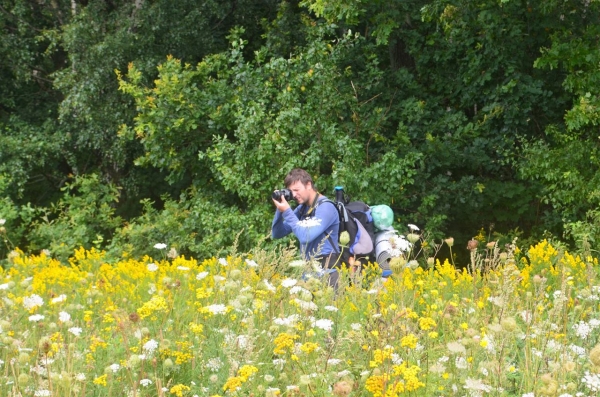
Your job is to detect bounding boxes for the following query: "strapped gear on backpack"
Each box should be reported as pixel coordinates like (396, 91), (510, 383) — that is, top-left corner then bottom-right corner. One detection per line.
(318, 186), (376, 263)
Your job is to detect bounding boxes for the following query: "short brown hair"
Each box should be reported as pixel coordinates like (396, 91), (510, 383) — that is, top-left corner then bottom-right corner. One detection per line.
(284, 168), (314, 188)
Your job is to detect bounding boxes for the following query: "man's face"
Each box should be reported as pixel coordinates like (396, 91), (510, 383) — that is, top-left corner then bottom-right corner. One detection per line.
(288, 180), (312, 204)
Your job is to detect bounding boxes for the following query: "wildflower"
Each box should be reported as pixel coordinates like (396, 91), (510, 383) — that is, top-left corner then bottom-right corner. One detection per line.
(281, 278), (298, 288)
(218, 258), (228, 266)
(51, 294), (67, 304)
(333, 380), (353, 396)
(327, 358), (342, 365)
(68, 327), (83, 337)
(154, 243), (167, 249)
(108, 363), (120, 373)
(447, 341), (466, 355)
(444, 237), (454, 247)
(75, 373), (86, 381)
(140, 379), (152, 387)
(573, 321), (592, 339)
(289, 260), (305, 268)
(408, 224), (420, 231)
(196, 271), (208, 280)
(23, 294), (44, 311)
(34, 391), (51, 397)
(313, 319), (334, 331)
(0, 219), (5, 225)
(167, 248), (178, 259)
(351, 323), (362, 331)
(245, 259), (258, 267)
(463, 378), (492, 393)
(93, 374), (108, 386)
(147, 263), (159, 272)
(58, 311), (71, 322)
(28, 314), (44, 322)
(205, 304), (228, 315)
(324, 305), (338, 312)
(400, 334), (419, 349)
(143, 339), (159, 354)
(206, 357), (224, 372)
(170, 384), (191, 397)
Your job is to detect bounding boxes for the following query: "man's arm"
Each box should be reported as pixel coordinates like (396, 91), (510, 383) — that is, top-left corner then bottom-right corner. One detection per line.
(272, 209), (293, 239)
(281, 201), (337, 244)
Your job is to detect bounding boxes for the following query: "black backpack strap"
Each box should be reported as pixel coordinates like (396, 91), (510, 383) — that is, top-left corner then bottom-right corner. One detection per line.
(316, 198), (341, 253)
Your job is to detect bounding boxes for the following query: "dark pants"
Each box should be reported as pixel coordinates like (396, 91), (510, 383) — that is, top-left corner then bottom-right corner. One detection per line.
(317, 252), (347, 291)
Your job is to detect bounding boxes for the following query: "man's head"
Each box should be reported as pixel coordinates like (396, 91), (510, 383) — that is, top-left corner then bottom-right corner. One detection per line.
(284, 168), (317, 205)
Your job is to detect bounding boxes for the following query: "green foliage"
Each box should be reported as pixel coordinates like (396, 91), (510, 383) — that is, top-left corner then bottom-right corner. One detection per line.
(2, 0), (600, 261)
(27, 174), (122, 260)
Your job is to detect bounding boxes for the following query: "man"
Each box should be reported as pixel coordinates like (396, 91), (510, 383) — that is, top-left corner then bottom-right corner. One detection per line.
(271, 168), (341, 287)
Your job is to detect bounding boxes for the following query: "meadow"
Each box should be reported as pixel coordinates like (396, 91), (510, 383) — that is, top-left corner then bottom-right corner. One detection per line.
(1, 236), (600, 397)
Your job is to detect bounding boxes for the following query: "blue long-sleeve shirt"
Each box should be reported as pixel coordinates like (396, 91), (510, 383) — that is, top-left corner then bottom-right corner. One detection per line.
(271, 197), (339, 260)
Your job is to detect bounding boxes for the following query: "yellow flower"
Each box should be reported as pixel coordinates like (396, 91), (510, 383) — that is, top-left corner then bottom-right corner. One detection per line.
(273, 333), (298, 355)
(170, 384), (191, 397)
(93, 374), (107, 386)
(418, 317), (436, 330)
(400, 334), (418, 349)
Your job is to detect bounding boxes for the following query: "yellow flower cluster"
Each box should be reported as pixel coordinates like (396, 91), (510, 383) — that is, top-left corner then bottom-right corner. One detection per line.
(137, 295), (169, 319)
(222, 365), (259, 392)
(170, 384), (191, 397)
(273, 332), (299, 355)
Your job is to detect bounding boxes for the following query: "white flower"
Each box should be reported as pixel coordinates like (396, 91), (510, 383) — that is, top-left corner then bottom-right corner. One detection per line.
(522, 393), (535, 397)
(206, 357), (224, 372)
(298, 218), (322, 227)
(205, 304), (228, 315)
(245, 259), (258, 268)
(196, 271), (209, 280)
(313, 318), (334, 331)
(34, 390), (51, 397)
(289, 286), (310, 295)
(351, 323), (362, 331)
(327, 358), (342, 365)
(68, 327), (83, 337)
(407, 223), (419, 231)
(0, 219), (5, 225)
(463, 378), (492, 393)
(109, 363), (120, 373)
(153, 243), (167, 250)
(289, 260), (306, 268)
(177, 266), (190, 271)
(281, 278), (298, 288)
(213, 275), (225, 282)
(0, 283), (9, 290)
(140, 379), (153, 387)
(147, 263), (159, 272)
(273, 315), (300, 327)
(51, 294), (67, 304)
(58, 311), (71, 322)
(573, 321), (592, 339)
(582, 371), (600, 392)
(324, 305), (338, 312)
(263, 280), (277, 292)
(218, 257), (228, 266)
(294, 299), (318, 311)
(143, 339), (159, 354)
(23, 294), (44, 311)
(29, 314), (45, 322)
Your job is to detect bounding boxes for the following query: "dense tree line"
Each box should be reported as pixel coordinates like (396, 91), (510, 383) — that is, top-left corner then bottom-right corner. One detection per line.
(1, 0), (599, 263)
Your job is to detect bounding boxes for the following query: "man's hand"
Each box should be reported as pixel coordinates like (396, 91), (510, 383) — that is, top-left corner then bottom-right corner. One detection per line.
(272, 195), (291, 213)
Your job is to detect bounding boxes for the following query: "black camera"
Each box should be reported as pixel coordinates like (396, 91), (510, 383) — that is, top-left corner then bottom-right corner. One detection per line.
(272, 188), (294, 202)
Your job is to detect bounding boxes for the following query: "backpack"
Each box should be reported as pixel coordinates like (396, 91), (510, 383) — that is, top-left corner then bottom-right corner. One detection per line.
(320, 186), (376, 262)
